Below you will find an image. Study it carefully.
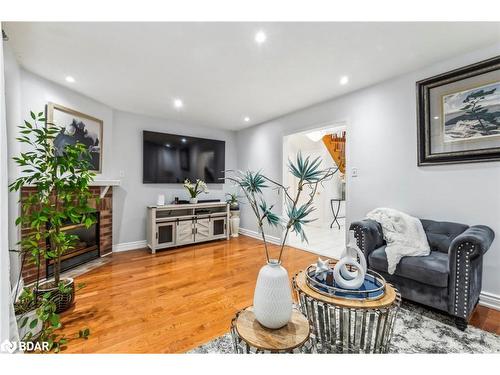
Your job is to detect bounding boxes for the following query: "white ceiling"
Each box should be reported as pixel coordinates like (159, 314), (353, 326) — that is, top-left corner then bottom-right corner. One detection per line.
(4, 22), (500, 131)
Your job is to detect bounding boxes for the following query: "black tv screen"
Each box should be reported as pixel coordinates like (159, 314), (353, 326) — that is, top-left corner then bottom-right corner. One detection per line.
(143, 131), (225, 183)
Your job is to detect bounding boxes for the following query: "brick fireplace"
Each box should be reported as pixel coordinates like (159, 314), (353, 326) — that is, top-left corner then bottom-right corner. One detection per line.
(20, 186), (113, 284)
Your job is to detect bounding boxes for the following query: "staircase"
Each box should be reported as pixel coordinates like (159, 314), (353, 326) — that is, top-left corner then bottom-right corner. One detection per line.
(322, 132), (346, 173)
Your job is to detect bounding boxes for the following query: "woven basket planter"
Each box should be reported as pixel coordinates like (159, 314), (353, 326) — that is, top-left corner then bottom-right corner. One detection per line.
(36, 278), (75, 313)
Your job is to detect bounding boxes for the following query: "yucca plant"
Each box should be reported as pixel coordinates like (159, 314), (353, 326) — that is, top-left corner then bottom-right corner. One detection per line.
(226, 152), (337, 263)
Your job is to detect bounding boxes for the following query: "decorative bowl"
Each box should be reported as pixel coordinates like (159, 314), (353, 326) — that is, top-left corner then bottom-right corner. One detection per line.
(305, 260), (386, 301)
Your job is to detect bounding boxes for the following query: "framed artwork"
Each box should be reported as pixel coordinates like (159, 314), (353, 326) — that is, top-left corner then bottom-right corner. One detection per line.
(416, 56), (500, 166)
(47, 103), (103, 172)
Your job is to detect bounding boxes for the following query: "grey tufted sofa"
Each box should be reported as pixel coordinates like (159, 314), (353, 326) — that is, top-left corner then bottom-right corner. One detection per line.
(349, 218), (495, 330)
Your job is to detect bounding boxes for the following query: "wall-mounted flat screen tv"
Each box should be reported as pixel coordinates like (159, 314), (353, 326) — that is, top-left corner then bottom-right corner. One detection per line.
(143, 131), (225, 183)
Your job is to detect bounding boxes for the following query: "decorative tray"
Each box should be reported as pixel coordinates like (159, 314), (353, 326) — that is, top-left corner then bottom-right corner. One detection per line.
(305, 260), (386, 301)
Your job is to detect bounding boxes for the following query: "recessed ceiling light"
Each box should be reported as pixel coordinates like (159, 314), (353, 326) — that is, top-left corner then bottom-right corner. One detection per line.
(181, 138), (187, 143)
(173, 98), (183, 109)
(433, 116), (440, 120)
(255, 31), (267, 44)
(339, 76), (349, 85)
(165, 143), (171, 148)
(243, 116), (250, 122)
(65, 76), (75, 83)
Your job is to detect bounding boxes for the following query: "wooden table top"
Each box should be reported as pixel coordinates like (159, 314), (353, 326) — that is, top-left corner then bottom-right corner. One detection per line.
(234, 306), (310, 351)
(294, 270), (398, 309)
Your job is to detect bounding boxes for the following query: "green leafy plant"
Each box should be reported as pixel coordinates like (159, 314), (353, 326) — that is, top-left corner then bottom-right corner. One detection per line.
(15, 283), (90, 352)
(9, 110), (97, 287)
(226, 152), (337, 263)
(9, 110), (95, 351)
(225, 192), (241, 210)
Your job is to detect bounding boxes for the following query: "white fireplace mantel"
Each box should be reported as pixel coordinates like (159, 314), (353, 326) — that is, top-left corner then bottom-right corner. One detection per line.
(90, 179), (121, 198)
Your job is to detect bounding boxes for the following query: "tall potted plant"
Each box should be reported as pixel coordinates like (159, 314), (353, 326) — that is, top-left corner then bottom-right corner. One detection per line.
(227, 153), (337, 329)
(9, 110), (97, 314)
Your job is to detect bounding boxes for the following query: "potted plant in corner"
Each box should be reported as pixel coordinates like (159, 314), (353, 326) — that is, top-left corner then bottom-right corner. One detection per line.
(225, 192), (241, 237)
(183, 179), (209, 203)
(226, 153), (337, 329)
(9, 110), (97, 314)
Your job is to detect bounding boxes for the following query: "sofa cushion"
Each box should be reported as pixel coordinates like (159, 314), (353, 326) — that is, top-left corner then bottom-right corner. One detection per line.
(369, 246), (449, 287)
(420, 219), (469, 253)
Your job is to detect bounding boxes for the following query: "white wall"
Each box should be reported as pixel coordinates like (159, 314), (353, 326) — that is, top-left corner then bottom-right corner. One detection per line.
(3, 43), (22, 286)
(4, 58), (238, 250)
(1, 34), (12, 344)
(112, 110), (237, 245)
(19, 70), (115, 179)
(237, 43), (500, 299)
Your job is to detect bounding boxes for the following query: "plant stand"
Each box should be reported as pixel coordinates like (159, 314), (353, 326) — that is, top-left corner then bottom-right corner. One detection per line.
(229, 210), (240, 237)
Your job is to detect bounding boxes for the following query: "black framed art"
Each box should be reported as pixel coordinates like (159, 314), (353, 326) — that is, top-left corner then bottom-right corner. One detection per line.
(416, 55), (500, 166)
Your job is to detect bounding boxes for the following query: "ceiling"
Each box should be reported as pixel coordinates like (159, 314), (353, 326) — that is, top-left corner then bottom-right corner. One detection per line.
(4, 22), (500, 131)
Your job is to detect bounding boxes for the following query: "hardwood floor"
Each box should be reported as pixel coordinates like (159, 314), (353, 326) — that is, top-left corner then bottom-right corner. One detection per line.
(59, 235), (317, 353)
(58, 235), (499, 353)
(470, 305), (500, 335)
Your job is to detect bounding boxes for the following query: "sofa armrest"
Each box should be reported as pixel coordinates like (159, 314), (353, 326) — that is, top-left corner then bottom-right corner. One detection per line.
(448, 225), (494, 320)
(449, 225), (495, 260)
(349, 219), (385, 260)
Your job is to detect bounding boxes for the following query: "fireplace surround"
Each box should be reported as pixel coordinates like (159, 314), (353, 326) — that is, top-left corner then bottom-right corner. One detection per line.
(20, 185), (113, 284)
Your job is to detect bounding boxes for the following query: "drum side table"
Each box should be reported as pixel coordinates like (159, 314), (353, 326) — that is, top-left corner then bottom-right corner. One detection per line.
(293, 270), (401, 353)
(230, 306), (312, 353)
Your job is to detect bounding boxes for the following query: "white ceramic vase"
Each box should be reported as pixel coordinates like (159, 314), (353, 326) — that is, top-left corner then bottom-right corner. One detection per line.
(189, 197), (198, 204)
(253, 259), (293, 329)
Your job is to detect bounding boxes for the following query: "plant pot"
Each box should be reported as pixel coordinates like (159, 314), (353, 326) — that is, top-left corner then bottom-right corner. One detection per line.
(253, 259), (293, 329)
(16, 309), (43, 342)
(189, 197), (198, 204)
(229, 211), (240, 237)
(229, 203), (239, 211)
(36, 278), (75, 313)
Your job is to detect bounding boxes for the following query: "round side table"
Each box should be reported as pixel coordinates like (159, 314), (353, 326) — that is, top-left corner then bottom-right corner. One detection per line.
(293, 270), (401, 354)
(230, 306), (312, 353)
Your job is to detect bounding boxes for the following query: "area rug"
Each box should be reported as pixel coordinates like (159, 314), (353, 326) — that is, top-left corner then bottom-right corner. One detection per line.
(189, 302), (500, 354)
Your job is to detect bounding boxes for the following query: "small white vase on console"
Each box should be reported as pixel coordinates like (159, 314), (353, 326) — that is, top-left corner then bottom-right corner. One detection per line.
(189, 197), (198, 204)
(157, 194), (165, 206)
(253, 259), (293, 329)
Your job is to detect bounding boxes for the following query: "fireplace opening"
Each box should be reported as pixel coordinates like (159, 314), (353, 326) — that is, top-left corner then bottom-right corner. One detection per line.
(46, 215), (100, 278)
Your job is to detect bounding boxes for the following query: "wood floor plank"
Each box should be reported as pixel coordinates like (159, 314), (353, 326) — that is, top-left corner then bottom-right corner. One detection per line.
(58, 235), (317, 353)
(57, 235), (499, 353)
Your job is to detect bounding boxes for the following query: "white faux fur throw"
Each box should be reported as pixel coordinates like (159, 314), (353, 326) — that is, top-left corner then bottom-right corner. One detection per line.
(366, 208), (430, 274)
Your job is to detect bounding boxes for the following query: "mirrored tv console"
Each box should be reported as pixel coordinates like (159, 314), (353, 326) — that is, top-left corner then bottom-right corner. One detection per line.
(146, 202), (230, 253)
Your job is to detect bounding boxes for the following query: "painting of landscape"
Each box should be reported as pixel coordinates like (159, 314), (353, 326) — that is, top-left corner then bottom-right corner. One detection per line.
(442, 81), (500, 143)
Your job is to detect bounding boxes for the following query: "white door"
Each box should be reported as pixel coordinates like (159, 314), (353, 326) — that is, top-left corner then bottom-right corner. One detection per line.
(176, 220), (194, 245)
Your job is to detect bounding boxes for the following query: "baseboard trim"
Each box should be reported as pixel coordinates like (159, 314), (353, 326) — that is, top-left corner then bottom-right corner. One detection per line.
(113, 240), (147, 252)
(238, 227), (281, 245)
(479, 291), (500, 311)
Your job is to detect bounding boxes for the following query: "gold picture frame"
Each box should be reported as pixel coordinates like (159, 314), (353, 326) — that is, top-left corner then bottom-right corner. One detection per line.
(47, 102), (103, 173)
